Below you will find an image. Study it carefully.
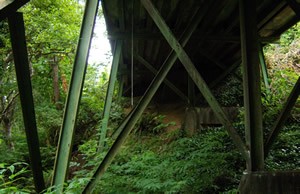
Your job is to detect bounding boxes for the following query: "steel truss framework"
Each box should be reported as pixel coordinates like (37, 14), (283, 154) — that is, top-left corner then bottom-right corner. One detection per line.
(1, 0), (300, 193)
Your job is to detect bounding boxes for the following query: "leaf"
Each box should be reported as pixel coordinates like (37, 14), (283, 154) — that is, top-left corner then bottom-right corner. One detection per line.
(8, 165), (15, 174)
(9, 167), (28, 180)
(0, 163), (6, 169)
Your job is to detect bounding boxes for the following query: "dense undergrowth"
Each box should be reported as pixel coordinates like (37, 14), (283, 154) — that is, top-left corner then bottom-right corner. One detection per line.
(1, 123), (299, 193)
(0, 1), (299, 193)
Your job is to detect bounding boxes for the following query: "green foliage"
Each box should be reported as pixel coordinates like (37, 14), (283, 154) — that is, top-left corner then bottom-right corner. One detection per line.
(22, 0), (83, 103)
(0, 162), (33, 193)
(266, 125), (300, 170)
(262, 23), (300, 126)
(136, 113), (176, 135)
(0, 3), (299, 194)
(87, 128), (243, 193)
(213, 73), (243, 107)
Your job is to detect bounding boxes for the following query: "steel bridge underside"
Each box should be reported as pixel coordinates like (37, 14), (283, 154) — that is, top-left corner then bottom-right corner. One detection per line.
(1, 0), (300, 193)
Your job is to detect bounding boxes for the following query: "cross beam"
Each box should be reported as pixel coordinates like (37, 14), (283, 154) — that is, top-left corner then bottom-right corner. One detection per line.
(83, 6), (206, 193)
(108, 32), (279, 43)
(134, 53), (189, 102)
(141, 0), (249, 161)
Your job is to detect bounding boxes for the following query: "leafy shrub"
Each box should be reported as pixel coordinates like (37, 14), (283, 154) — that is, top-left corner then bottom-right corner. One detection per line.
(265, 125), (300, 170)
(0, 162), (34, 193)
(90, 128), (243, 193)
(136, 113), (176, 135)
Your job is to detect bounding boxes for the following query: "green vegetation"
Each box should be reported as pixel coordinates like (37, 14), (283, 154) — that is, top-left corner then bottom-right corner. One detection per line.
(0, 1), (299, 193)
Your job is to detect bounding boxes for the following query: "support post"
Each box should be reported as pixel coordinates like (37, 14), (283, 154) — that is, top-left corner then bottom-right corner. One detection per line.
(8, 12), (45, 193)
(265, 76), (300, 157)
(258, 42), (270, 93)
(52, 0), (99, 191)
(83, 6), (205, 193)
(240, 0), (264, 171)
(141, 0), (249, 160)
(99, 41), (122, 151)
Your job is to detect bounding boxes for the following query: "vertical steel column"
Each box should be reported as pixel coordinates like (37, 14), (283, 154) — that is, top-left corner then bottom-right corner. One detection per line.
(240, 0), (264, 171)
(52, 0), (99, 191)
(258, 42), (270, 92)
(8, 12), (45, 193)
(99, 41), (122, 151)
(83, 7), (204, 193)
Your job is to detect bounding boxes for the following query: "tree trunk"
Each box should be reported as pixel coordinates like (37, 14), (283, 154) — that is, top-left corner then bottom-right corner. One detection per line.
(1, 95), (17, 150)
(51, 56), (61, 110)
(3, 116), (14, 150)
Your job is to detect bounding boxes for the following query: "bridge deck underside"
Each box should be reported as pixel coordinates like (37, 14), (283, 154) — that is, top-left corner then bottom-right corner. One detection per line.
(103, 0), (299, 102)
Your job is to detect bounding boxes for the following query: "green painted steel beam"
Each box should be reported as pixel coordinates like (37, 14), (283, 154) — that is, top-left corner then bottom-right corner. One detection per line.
(134, 53), (189, 102)
(52, 0), (99, 191)
(240, 0), (264, 171)
(258, 43), (270, 93)
(0, 0), (29, 20)
(82, 6), (206, 193)
(8, 12), (45, 193)
(265, 76), (300, 157)
(111, 107), (135, 139)
(141, 0), (249, 161)
(99, 41), (122, 151)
